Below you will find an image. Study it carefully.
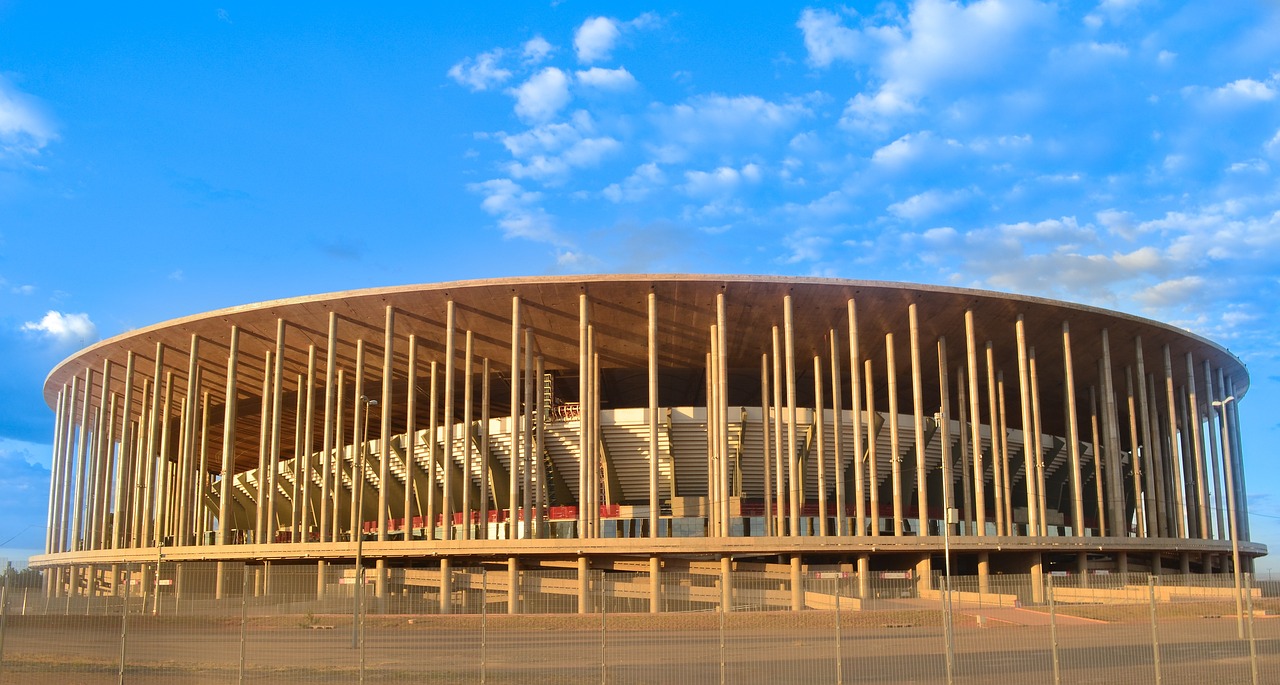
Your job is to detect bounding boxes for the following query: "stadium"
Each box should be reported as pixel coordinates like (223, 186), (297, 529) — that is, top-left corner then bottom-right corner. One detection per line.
(30, 275), (1264, 611)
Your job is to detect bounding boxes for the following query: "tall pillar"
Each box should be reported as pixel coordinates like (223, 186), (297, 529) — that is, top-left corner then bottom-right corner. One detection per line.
(1014, 316), (1038, 537)
(648, 292), (660, 539)
(1062, 323), (1085, 536)
(404, 334), (418, 542)
(963, 311), (984, 536)
(937, 338), (955, 536)
(908, 304), (927, 537)
(439, 557), (452, 615)
(784, 296), (799, 537)
(865, 359), (879, 537)
(1161, 346), (1186, 538)
(578, 555), (589, 614)
(790, 555), (802, 612)
(320, 312), (338, 543)
(886, 333), (903, 536)
(649, 556), (661, 613)
(378, 306), (395, 545)
(443, 301), (456, 541)
(1185, 353), (1209, 539)
(830, 329), (845, 536)
(462, 331), (474, 540)
(847, 300), (864, 538)
(508, 556), (520, 615)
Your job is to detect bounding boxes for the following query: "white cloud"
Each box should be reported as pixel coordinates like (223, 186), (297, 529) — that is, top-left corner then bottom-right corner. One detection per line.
(510, 67), (572, 122)
(1210, 77), (1276, 104)
(0, 76), (57, 159)
(1266, 129), (1280, 158)
(1133, 275), (1205, 308)
(467, 178), (558, 243)
(446, 49), (512, 92)
(603, 162), (665, 203)
(522, 36), (554, 65)
(681, 164), (762, 198)
(871, 130), (961, 168)
(498, 111), (621, 183)
(575, 17), (622, 64)
(797, 8), (864, 68)
(887, 188), (970, 221)
(574, 14), (659, 64)
(1228, 158), (1269, 174)
(575, 66), (638, 91)
(652, 94), (811, 153)
(21, 311), (97, 345)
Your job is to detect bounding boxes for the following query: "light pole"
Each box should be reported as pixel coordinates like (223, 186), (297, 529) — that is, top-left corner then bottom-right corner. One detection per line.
(352, 395), (376, 649)
(1213, 395), (1244, 639)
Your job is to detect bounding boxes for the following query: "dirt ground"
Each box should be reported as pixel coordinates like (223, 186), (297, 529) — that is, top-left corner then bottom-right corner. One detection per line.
(1, 608), (1277, 684)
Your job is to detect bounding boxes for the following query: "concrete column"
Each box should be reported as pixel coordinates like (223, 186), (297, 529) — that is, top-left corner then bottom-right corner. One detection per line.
(648, 292), (660, 539)
(578, 555), (589, 614)
(1161, 346), (1186, 538)
(1185, 353), (1209, 539)
(958, 368), (973, 534)
(255, 351), (273, 544)
(915, 555), (932, 596)
(909, 305), (927, 537)
(761, 354), (773, 538)
(857, 554), (870, 599)
(320, 312), (338, 543)
(964, 311), (984, 536)
(1100, 330), (1126, 536)
(790, 555), (803, 612)
(332, 369), (347, 543)
(1134, 339), (1161, 536)
(1203, 361), (1225, 541)
(772, 328), (784, 537)
(379, 307), (395, 545)
(508, 556), (520, 615)
(534, 354), (545, 537)
(937, 338), (955, 536)
(510, 297), (522, 539)
(44, 386), (66, 556)
(1030, 553), (1045, 604)
(649, 556), (661, 613)
(784, 296), (799, 538)
(351, 341), (366, 541)
(1014, 317), (1038, 537)
(425, 363), (437, 541)
(865, 359), (878, 537)
(404, 335), (418, 542)
(830, 329), (845, 536)
(847, 300), (864, 538)
(70, 368), (94, 552)
(462, 331), (474, 540)
(439, 557), (452, 615)
(179, 338), (199, 546)
(985, 343), (1004, 536)
(1089, 386), (1106, 537)
(716, 295), (730, 536)
(720, 555), (732, 612)
(814, 355), (827, 536)
(480, 358), (491, 538)
(997, 371), (1013, 532)
(216, 329), (239, 546)
(523, 328), (535, 536)
(443, 301), (456, 541)
(1028, 348), (1047, 535)
(302, 343), (317, 540)
(578, 294), (588, 540)
(1062, 323), (1085, 536)
(887, 333), (903, 536)
(977, 552), (990, 594)
(266, 320), (286, 543)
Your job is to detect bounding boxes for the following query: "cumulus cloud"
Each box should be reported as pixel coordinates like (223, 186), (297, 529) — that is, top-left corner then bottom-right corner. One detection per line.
(0, 76), (57, 160)
(574, 13), (659, 64)
(447, 49), (512, 92)
(498, 111), (621, 183)
(510, 67), (572, 122)
(870, 130), (961, 168)
(21, 311), (97, 345)
(467, 178), (558, 243)
(522, 36), (554, 65)
(796, 8), (864, 68)
(652, 94), (812, 154)
(603, 162), (666, 203)
(887, 188), (971, 221)
(681, 163), (762, 198)
(1207, 77), (1277, 105)
(575, 66), (638, 91)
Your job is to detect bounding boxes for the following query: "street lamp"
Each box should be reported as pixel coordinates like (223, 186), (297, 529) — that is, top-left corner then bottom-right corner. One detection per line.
(353, 395), (376, 650)
(1212, 395), (1244, 639)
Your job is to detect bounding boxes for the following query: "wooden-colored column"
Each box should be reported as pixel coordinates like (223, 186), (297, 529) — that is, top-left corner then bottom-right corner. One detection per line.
(523, 328), (535, 536)
(320, 312), (338, 543)
(254, 351), (273, 543)
(847, 301), (864, 538)
(908, 304), (927, 537)
(378, 306), (395, 543)
(716, 292), (730, 537)
(443, 301), (456, 541)
(1014, 316), (1037, 536)
(578, 294), (588, 539)
(462, 331), (474, 540)
(963, 311), (984, 536)
(266, 320), (286, 543)
(481, 358), (491, 539)
(1062, 323), (1085, 536)
(331, 369), (347, 543)
(784, 295), (799, 537)
(510, 297), (523, 540)
(648, 291), (660, 539)
(937, 338), (955, 536)
(830, 329), (845, 536)
(772, 327), (784, 536)
(865, 359), (878, 537)
(425, 363), (437, 541)
(216, 329), (239, 546)
(404, 335), (418, 542)
(886, 333), (903, 536)
(1161, 346), (1186, 538)
(760, 353), (772, 537)
(814, 355), (827, 536)
(350, 341), (366, 541)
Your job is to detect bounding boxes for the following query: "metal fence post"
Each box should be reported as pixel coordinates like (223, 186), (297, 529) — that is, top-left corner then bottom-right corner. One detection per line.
(942, 571), (955, 685)
(1047, 573), (1061, 685)
(1245, 572), (1258, 685)
(1148, 575), (1161, 685)
(481, 568), (488, 685)
(118, 564), (131, 685)
(238, 564), (249, 685)
(600, 572), (607, 685)
(835, 578), (843, 685)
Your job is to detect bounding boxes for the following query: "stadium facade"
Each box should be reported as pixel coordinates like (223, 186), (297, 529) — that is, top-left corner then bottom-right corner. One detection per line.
(31, 276), (1264, 608)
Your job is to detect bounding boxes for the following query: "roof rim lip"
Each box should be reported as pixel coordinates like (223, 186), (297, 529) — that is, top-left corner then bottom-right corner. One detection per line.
(44, 273), (1248, 394)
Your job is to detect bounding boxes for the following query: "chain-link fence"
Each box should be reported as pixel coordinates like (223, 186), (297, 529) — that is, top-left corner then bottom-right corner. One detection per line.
(1, 561), (1276, 684)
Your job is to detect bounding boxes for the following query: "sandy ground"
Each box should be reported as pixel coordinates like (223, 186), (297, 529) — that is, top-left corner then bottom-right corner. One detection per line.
(0, 608), (1277, 684)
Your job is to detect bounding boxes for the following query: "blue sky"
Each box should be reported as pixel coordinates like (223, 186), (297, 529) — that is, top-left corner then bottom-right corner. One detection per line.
(2, 1), (1279, 568)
